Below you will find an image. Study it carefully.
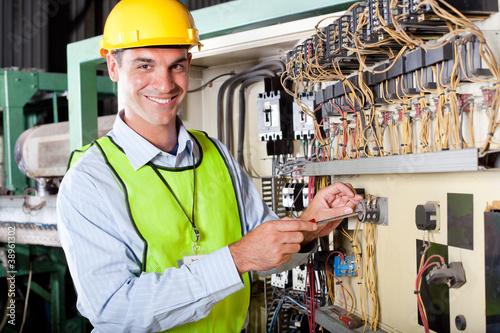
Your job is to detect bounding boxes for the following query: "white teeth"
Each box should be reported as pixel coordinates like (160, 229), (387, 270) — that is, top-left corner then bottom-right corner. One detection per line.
(148, 96), (172, 104)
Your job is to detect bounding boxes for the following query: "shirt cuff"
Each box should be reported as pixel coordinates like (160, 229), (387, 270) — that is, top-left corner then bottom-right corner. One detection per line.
(190, 246), (244, 304)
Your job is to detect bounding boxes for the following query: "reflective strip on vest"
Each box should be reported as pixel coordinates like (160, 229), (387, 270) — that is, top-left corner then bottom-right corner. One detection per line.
(68, 130), (251, 332)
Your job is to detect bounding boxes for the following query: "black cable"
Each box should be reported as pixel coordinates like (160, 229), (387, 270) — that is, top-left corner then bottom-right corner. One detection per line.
(217, 61), (285, 141)
(290, 183), (307, 217)
(225, 69), (276, 151)
(187, 72), (235, 93)
(237, 76), (268, 166)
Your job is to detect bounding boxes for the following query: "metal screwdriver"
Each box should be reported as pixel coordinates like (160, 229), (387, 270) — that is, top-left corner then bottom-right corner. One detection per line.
(309, 211), (359, 225)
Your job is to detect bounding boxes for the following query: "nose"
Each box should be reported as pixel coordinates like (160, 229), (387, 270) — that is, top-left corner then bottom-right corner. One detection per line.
(151, 67), (175, 93)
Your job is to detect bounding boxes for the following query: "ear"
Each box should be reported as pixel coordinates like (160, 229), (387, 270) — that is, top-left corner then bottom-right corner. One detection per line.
(187, 52), (193, 74)
(107, 54), (120, 82)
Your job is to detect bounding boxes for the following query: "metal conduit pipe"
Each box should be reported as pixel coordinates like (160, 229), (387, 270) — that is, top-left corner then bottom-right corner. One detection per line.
(216, 61), (285, 141)
(225, 69), (276, 152)
(237, 76), (268, 166)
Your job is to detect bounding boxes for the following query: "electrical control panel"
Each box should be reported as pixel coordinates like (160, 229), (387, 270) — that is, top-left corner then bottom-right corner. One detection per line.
(185, 0), (500, 331)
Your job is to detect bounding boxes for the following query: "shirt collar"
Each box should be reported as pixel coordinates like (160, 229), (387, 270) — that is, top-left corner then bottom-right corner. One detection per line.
(112, 111), (193, 170)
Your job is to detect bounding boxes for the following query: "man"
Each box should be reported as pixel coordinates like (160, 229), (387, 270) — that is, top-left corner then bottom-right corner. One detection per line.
(57, 0), (361, 332)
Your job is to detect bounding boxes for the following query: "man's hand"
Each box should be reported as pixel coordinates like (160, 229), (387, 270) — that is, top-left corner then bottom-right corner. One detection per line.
(229, 218), (317, 275)
(300, 182), (363, 244)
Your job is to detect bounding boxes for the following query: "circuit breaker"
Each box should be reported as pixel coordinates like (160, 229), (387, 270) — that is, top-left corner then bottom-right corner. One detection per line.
(257, 91), (293, 141)
(292, 92), (316, 140)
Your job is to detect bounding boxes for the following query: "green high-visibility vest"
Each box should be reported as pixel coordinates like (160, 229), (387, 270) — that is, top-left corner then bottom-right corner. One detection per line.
(69, 130), (251, 332)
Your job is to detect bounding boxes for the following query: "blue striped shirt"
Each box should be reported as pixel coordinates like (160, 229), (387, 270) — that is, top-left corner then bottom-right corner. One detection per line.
(57, 112), (278, 332)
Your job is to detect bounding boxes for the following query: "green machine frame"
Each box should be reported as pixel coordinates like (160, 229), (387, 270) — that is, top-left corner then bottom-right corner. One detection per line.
(0, 69), (115, 194)
(0, 245), (80, 333)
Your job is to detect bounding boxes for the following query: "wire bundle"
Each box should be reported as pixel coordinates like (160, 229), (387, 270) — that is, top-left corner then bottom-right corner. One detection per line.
(415, 249), (446, 333)
(281, 0), (500, 161)
(305, 258), (317, 333)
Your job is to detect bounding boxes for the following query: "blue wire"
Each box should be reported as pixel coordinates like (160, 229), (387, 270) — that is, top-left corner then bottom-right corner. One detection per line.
(285, 296), (309, 312)
(268, 299), (284, 333)
(329, 128), (339, 159)
(268, 296), (313, 333)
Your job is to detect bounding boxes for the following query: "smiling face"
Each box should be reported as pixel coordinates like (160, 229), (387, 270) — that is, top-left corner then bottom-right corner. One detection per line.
(107, 47), (192, 138)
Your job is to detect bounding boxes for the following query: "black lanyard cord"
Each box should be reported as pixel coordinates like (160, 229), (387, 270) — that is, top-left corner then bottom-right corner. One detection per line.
(147, 160), (199, 243)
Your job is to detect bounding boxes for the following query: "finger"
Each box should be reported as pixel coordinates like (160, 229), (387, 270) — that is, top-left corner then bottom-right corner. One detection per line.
(343, 182), (356, 194)
(346, 201), (357, 210)
(281, 230), (305, 244)
(320, 183), (358, 203)
(320, 206), (355, 221)
(279, 244), (302, 255)
(335, 182), (358, 197)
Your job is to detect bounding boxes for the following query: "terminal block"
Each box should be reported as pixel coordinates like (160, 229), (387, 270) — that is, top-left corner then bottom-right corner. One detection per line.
(334, 255), (357, 277)
(426, 262), (466, 288)
(356, 197), (388, 225)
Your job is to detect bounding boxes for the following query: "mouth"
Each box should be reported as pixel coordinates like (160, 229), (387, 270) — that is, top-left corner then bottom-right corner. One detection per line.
(145, 95), (176, 105)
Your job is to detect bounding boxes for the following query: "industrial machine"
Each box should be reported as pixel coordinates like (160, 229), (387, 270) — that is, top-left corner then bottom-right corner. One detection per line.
(2, 0), (500, 332)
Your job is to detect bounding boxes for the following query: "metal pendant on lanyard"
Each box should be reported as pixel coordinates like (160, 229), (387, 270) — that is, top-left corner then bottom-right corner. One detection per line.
(147, 152), (199, 254)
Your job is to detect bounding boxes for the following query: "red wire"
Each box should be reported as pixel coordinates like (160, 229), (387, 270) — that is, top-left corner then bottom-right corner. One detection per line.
(326, 251), (345, 263)
(342, 111), (348, 158)
(295, 167), (306, 174)
(415, 261), (441, 333)
(325, 252), (348, 314)
(310, 261), (315, 332)
(423, 254), (446, 267)
(326, 268), (348, 315)
(305, 260), (316, 333)
(308, 177), (315, 203)
(353, 115), (358, 159)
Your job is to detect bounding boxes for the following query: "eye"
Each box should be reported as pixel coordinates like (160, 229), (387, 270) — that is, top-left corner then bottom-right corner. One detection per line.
(138, 64), (152, 70)
(171, 64), (185, 70)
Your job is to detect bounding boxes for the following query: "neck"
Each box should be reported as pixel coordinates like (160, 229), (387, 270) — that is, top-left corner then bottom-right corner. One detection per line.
(123, 115), (179, 152)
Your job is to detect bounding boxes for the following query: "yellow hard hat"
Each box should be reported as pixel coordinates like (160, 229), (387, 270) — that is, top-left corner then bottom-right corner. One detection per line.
(99, 0), (203, 57)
